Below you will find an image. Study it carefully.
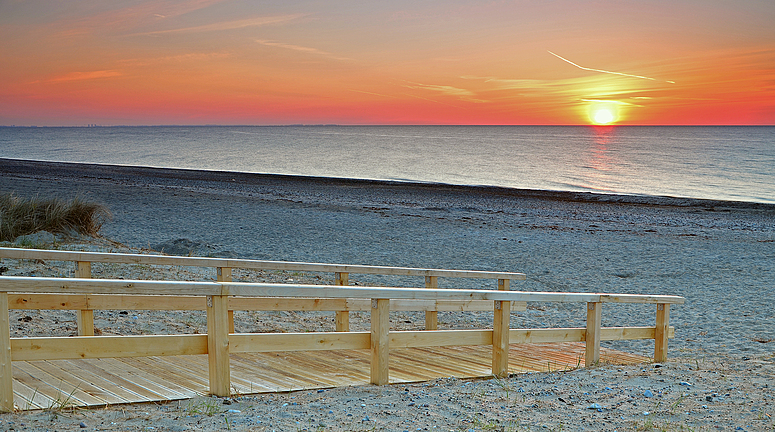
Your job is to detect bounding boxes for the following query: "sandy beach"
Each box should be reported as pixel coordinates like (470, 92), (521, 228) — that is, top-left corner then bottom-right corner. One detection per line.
(1, 158), (773, 431)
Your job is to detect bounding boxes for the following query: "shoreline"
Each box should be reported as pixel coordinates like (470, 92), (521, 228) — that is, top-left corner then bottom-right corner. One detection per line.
(2, 157), (773, 210)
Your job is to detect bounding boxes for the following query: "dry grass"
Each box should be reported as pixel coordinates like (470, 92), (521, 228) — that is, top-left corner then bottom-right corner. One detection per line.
(0, 193), (112, 242)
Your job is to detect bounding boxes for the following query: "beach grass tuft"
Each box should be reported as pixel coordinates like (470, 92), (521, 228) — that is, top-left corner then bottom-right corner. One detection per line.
(0, 192), (112, 242)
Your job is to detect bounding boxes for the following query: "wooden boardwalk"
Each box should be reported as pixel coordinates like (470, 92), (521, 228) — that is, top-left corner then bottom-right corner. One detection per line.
(11, 343), (646, 410)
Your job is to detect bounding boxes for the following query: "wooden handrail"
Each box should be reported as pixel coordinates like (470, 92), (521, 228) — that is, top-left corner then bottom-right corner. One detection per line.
(0, 276), (685, 304)
(0, 247), (526, 280)
(0, 249), (685, 411)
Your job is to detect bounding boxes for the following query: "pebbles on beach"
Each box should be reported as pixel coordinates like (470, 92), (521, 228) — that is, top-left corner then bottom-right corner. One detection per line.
(1, 160), (774, 430)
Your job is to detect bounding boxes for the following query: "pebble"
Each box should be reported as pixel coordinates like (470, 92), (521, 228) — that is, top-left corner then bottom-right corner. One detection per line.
(644, 390), (654, 398)
(80, 422), (87, 428)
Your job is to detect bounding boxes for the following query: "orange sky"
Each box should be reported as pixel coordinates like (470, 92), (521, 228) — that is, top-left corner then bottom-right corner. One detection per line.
(1, 0), (774, 126)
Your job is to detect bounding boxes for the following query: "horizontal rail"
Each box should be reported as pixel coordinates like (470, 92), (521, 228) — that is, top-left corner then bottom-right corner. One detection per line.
(0, 277), (685, 304)
(9, 326), (675, 361)
(0, 247), (526, 280)
(11, 335), (208, 361)
(8, 294), (524, 312)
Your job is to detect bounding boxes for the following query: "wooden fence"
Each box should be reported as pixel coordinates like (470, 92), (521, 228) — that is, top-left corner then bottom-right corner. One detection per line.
(0, 248), (684, 412)
(0, 247), (527, 334)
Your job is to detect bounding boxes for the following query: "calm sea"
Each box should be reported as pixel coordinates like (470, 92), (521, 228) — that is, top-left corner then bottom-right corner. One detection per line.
(1, 125), (773, 204)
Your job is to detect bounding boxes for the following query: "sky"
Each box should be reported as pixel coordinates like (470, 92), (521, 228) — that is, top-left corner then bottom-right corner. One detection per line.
(1, 0), (774, 126)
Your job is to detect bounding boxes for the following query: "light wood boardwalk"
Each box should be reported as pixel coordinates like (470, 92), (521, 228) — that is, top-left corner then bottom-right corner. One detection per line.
(11, 342), (646, 410)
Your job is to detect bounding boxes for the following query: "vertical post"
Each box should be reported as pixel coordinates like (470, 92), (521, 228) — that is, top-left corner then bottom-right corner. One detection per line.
(370, 298), (390, 385)
(492, 278), (510, 378)
(0, 292), (13, 412)
(217, 268), (234, 333)
(424, 276), (438, 330)
(585, 302), (602, 367)
(75, 261), (94, 336)
(335, 272), (349, 332)
(206, 294), (230, 397)
(654, 303), (670, 363)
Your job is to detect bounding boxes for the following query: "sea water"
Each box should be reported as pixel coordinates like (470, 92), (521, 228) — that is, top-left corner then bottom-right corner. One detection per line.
(1, 125), (773, 204)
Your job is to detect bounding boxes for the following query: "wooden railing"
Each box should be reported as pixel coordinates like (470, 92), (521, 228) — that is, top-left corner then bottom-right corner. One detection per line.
(0, 276), (684, 412)
(0, 247), (527, 334)
(0, 248), (684, 412)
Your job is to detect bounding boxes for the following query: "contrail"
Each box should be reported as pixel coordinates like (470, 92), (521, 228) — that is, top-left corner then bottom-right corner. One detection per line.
(548, 51), (675, 83)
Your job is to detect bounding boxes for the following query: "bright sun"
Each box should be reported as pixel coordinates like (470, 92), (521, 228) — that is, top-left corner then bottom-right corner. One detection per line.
(592, 107), (616, 125)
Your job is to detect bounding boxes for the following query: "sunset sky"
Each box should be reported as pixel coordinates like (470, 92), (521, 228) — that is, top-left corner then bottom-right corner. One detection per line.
(1, 0), (773, 126)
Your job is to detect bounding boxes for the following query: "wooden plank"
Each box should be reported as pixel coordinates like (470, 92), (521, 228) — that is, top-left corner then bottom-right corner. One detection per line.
(94, 357), (198, 399)
(334, 272), (349, 332)
(492, 299), (510, 378)
(509, 326), (675, 343)
(229, 332), (370, 353)
(0, 247), (527, 280)
(12, 361), (94, 408)
(0, 292), (13, 412)
(390, 330), (492, 348)
(75, 261), (94, 336)
(0, 276), (684, 306)
(9, 294), (89, 310)
(11, 335), (207, 361)
(654, 303), (670, 362)
(91, 295), (204, 310)
(424, 276), (438, 330)
(206, 295), (230, 396)
(370, 299), (390, 385)
(12, 378), (56, 410)
(48, 359), (154, 404)
(119, 356), (209, 394)
(217, 267), (235, 334)
(510, 328), (586, 343)
(393, 347), (490, 378)
(233, 297), (348, 311)
(230, 352), (328, 390)
(585, 302), (602, 367)
(14, 360), (117, 406)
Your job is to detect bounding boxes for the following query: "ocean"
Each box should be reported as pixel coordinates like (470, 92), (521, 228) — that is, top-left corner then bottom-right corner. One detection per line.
(1, 125), (773, 204)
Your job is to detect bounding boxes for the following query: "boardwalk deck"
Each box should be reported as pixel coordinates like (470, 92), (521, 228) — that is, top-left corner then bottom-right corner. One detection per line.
(11, 343), (646, 410)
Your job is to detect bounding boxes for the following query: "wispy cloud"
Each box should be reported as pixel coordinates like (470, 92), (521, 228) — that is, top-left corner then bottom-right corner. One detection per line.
(38, 70), (122, 84)
(136, 15), (303, 35)
(548, 51), (676, 84)
(403, 82), (488, 103)
(256, 39), (352, 61)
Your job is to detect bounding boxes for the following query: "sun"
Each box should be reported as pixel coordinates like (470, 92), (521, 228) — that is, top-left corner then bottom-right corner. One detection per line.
(592, 108), (615, 125)
(588, 103), (619, 125)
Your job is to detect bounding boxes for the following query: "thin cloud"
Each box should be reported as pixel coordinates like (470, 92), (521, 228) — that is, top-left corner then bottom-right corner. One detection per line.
(549, 51), (676, 84)
(403, 82), (488, 103)
(39, 70), (122, 84)
(135, 15), (303, 35)
(256, 39), (352, 61)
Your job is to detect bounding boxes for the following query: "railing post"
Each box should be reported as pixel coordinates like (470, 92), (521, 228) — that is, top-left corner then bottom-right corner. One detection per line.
(206, 294), (230, 397)
(0, 292), (13, 412)
(654, 303), (670, 363)
(585, 302), (602, 367)
(492, 278), (510, 378)
(335, 272), (349, 332)
(424, 276), (438, 330)
(217, 268), (234, 333)
(75, 261), (94, 336)
(370, 298), (390, 385)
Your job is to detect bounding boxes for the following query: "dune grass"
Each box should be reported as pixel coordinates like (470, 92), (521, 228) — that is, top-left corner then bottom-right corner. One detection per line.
(0, 193), (112, 242)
